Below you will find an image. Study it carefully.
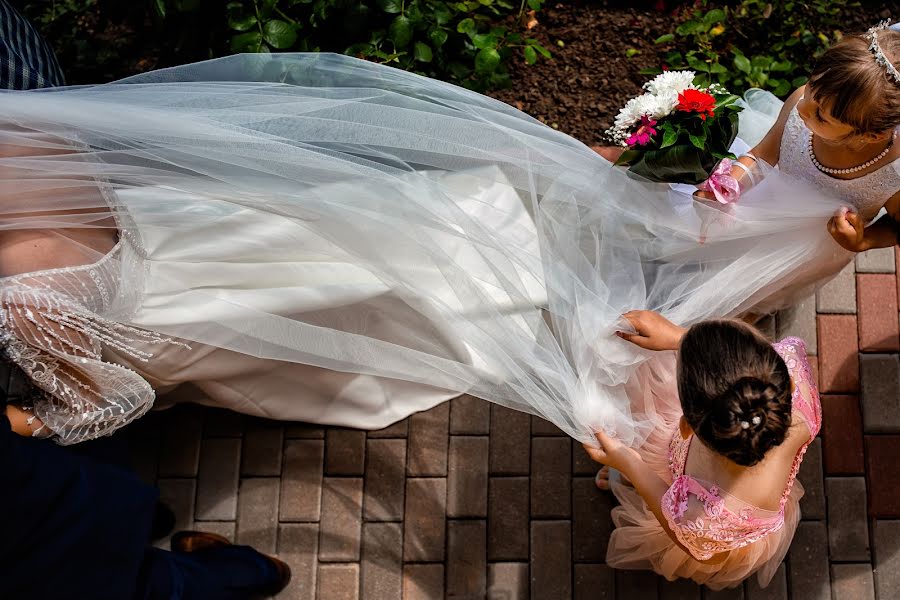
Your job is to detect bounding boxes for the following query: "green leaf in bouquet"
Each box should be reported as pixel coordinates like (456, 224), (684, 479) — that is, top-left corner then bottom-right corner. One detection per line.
(625, 144), (714, 185)
(661, 127), (679, 149)
(689, 133), (705, 150)
(614, 148), (642, 167)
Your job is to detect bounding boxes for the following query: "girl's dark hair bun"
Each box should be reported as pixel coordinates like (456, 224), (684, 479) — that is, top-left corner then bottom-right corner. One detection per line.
(678, 321), (793, 467)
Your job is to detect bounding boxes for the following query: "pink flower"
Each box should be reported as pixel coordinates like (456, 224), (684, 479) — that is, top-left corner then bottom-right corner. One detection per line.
(625, 115), (658, 146)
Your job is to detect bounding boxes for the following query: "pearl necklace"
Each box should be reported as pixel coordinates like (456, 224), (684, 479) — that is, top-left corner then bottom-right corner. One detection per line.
(808, 130), (897, 175)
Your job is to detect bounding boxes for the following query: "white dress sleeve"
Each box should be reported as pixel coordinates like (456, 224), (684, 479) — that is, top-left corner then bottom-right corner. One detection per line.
(0, 282), (156, 444)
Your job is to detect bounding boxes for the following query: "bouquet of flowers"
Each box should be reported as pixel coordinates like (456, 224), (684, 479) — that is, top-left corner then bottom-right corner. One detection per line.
(607, 71), (743, 185)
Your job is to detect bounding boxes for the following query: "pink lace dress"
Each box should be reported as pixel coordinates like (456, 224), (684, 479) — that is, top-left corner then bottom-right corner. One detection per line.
(606, 337), (820, 589)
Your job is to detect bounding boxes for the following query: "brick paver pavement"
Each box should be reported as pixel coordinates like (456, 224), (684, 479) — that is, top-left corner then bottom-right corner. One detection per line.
(4, 248), (900, 599)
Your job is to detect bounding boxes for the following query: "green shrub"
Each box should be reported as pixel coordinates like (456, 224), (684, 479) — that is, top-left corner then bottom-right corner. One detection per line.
(649, 0), (861, 97)
(154, 0), (551, 90)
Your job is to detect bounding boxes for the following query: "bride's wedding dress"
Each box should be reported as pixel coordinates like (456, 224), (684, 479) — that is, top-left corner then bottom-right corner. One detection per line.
(0, 53), (860, 445)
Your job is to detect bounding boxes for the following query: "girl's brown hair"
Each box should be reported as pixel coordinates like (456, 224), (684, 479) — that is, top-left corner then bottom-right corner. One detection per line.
(677, 320), (793, 467)
(807, 30), (900, 135)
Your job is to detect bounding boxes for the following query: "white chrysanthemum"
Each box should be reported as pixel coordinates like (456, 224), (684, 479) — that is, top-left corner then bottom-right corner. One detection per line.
(644, 70), (696, 96)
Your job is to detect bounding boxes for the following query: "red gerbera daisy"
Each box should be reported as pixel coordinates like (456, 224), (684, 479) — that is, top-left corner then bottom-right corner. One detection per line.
(676, 89), (716, 120)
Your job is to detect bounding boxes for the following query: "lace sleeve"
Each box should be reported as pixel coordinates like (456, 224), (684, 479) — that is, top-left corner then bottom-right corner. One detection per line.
(0, 283), (156, 445)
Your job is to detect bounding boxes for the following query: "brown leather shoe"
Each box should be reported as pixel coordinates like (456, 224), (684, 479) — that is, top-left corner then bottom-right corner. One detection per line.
(259, 554), (292, 596)
(170, 530), (231, 554)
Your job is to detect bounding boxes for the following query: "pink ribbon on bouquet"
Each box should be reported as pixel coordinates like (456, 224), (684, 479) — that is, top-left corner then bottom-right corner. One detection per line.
(697, 158), (740, 205)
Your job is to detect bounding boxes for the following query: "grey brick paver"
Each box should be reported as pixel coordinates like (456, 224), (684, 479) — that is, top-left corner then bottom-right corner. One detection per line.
(318, 477), (363, 562)
(574, 564), (615, 600)
(360, 522), (402, 600)
(316, 563), (359, 600)
(489, 562), (529, 600)
(402, 564), (444, 600)
(325, 429), (366, 476)
(280, 439), (324, 522)
(826, 477), (870, 561)
(817, 262), (857, 314)
(277, 523), (319, 600)
(831, 564), (875, 600)
(449, 394), (490, 434)
(658, 578), (701, 600)
(860, 354), (900, 433)
(530, 520), (572, 600)
(788, 521), (831, 600)
(488, 476), (529, 561)
(241, 421), (284, 476)
(797, 438), (826, 520)
(531, 436), (571, 518)
(196, 437), (241, 521)
(489, 404), (531, 475)
(447, 435), (489, 518)
(403, 477), (447, 562)
(407, 403), (449, 476)
(236, 477), (280, 554)
(744, 563), (787, 600)
(446, 520), (487, 599)
(363, 438), (406, 522)
(873, 520), (900, 600)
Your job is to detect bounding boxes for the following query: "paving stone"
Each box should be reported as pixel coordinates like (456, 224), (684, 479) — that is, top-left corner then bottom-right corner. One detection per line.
(403, 477), (446, 562)
(857, 247), (895, 273)
(490, 404), (531, 475)
(195, 437), (241, 521)
(703, 586), (744, 599)
(277, 523), (318, 600)
(873, 520), (900, 599)
(157, 406), (203, 477)
(531, 437), (571, 518)
(816, 314), (859, 393)
(489, 563), (529, 600)
(616, 570), (659, 599)
(530, 520), (572, 600)
(236, 477), (280, 554)
(446, 520), (487, 599)
(826, 477), (871, 561)
(831, 564), (875, 600)
(449, 394), (490, 434)
(745, 562), (787, 600)
(316, 563), (359, 600)
(821, 395), (865, 474)
(807, 355), (819, 390)
(156, 478), (196, 547)
(574, 564), (615, 600)
(857, 274), (900, 352)
(447, 436), (489, 517)
(488, 476), (530, 561)
(280, 440), (324, 522)
(361, 522), (402, 600)
(366, 418), (408, 438)
(860, 354), (900, 433)
(572, 477), (614, 562)
(407, 403), (449, 476)
(402, 564), (443, 600)
(797, 438), (826, 520)
(241, 421), (283, 477)
(532, 415), (566, 436)
(658, 578), (701, 599)
(194, 521), (235, 542)
(284, 423), (325, 439)
(203, 408), (244, 437)
(318, 477), (363, 562)
(325, 429), (366, 476)
(866, 436), (900, 517)
(776, 295), (817, 354)
(363, 439), (406, 522)
(788, 521), (830, 600)
(573, 440), (598, 476)
(817, 262), (857, 313)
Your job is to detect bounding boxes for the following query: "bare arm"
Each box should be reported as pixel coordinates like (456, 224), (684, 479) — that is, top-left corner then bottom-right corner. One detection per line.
(828, 190), (900, 252)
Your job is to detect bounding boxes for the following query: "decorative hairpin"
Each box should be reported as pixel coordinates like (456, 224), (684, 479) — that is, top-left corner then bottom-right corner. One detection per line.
(866, 20), (900, 86)
(739, 415), (762, 430)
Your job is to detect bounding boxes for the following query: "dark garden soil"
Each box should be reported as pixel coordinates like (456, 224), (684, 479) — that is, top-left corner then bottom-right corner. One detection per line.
(488, 1), (900, 146)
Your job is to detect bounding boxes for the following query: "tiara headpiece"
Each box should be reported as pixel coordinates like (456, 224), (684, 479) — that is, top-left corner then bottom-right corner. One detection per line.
(865, 20), (900, 86)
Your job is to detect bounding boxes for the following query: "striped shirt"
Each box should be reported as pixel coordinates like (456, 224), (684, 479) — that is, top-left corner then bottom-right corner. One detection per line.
(0, 0), (64, 89)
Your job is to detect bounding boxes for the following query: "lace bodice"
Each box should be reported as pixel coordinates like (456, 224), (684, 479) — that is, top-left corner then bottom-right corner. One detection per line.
(779, 106), (900, 221)
(661, 337), (821, 561)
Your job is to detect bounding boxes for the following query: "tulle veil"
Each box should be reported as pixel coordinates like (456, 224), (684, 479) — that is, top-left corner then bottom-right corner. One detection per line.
(0, 53), (849, 446)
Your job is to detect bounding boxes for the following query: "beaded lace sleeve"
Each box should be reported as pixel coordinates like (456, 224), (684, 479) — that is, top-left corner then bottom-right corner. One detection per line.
(0, 282), (156, 444)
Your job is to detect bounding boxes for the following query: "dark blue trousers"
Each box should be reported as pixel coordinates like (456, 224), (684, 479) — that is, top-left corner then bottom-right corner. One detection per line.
(137, 545), (281, 600)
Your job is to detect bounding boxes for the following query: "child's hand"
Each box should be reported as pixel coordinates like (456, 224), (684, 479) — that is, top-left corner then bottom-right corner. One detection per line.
(828, 207), (868, 252)
(616, 310), (687, 351)
(582, 429), (643, 473)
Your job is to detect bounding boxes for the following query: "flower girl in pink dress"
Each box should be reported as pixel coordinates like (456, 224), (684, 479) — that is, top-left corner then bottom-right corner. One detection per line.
(585, 311), (819, 589)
